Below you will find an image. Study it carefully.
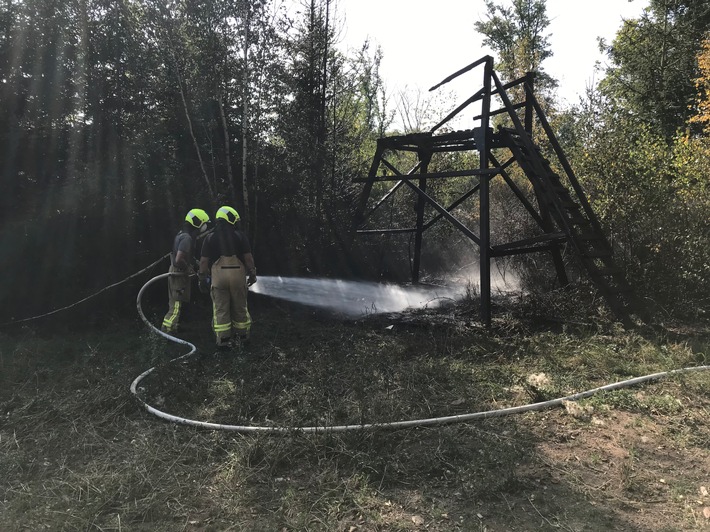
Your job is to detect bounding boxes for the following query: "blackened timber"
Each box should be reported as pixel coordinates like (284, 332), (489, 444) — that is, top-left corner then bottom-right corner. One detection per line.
(412, 153), (431, 283)
(357, 55), (639, 326)
(360, 180), (406, 221)
(496, 73), (531, 94)
(524, 73), (535, 134)
(423, 183), (481, 230)
(496, 119), (637, 324)
(378, 129), (482, 151)
(402, 179), (482, 247)
(492, 243), (567, 257)
(379, 157), (403, 177)
(491, 232), (568, 254)
(493, 134), (567, 285)
(479, 58), (493, 326)
(429, 55), (491, 91)
(473, 101), (525, 121)
(353, 167), (499, 183)
(359, 161), (424, 223)
(527, 89), (608, 240)
(489, 152), (545, 227)
(354, 143), (385, 227)
(357, 228), (417, 234)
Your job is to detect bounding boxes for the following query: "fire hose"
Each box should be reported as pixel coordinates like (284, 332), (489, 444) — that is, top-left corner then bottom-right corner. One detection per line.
(131, 272), (710, 433)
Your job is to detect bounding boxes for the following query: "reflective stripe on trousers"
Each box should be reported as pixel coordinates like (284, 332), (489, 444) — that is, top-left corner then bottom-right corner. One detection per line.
(210, 255), (251, 343)
(162, 265), (190, 331)
(162, 300), (181, 329)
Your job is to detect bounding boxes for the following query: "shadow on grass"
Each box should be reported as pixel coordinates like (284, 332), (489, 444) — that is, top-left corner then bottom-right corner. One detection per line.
(1, 296), (708, 531)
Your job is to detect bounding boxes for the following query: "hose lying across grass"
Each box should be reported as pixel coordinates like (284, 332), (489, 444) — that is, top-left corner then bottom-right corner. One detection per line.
(131, 272), (710, 433)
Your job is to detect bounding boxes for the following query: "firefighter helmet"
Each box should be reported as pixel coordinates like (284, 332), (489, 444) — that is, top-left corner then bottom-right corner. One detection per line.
(215, 205), (240, 225)
(185, 208), (210, 230)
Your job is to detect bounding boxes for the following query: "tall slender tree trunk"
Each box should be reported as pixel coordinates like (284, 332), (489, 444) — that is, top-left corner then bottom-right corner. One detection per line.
(156, 3), (215, 200)
(315, 0), (329, 219)
(177, 73), (215, 200)
(241, 1), (250, 231)
(219, 99), (234, 202)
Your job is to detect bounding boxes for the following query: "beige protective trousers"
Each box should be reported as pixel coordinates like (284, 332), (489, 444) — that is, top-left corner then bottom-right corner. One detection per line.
(210, 255), (251, 346)
(162, 266), (191, 332)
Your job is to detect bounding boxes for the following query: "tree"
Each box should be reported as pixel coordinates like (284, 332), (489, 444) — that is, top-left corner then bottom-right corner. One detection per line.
(0, 0), (406, 316)
(689, 37), (710, 132)
(474, 0), (556, 97)
(599, 0), (710, 140)
(271, 0), (335, 271)
(395, 86), (453, 134)
(558, 53), (710, 314)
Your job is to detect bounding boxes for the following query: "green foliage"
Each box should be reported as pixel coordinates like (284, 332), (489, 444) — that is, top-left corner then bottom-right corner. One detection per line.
(0, 0), (394, 317)
(690, 38), (710, 131)
(561, 96), (710, 315)
(264, 1), (388, 275)
(474, 0), (557, 96)
(2, 0), (708, 324)
(599, 1), (710, 140)
(541, 1), (709, 317)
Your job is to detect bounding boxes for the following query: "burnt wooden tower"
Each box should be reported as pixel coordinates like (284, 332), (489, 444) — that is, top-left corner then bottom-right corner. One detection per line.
(354, 56), (640, 326)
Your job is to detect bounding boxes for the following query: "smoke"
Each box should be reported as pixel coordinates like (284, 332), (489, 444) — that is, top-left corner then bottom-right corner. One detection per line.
(444, 260), (521, 293)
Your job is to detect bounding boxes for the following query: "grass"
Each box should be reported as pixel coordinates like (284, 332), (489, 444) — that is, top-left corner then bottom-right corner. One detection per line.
(1, 293), (709, 531)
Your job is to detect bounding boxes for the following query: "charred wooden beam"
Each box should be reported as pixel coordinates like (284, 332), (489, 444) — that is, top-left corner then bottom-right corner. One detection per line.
(492, 243), (566, 257)
(353, 167), (500, 183)
(356, 228), (417, 235)
(488, 152), (545, 227)
(473, 101), (525, 121)
(357, 161), (424, 225)
(402, 178), (483, 247)
(423, 182), (481, 230)
(491, 232), (568, 255)
(429, 55), (491, 91)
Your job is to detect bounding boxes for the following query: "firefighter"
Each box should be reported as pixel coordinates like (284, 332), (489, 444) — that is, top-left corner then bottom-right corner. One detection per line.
(198, 206), (257, 347)
(161, 208), (211, 333)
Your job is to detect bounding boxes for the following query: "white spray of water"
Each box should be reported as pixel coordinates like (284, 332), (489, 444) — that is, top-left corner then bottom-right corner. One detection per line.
(250, 276), (468, 317)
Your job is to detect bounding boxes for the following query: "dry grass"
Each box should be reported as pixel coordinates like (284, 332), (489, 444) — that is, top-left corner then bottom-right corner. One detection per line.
(1, 294), (709, 531)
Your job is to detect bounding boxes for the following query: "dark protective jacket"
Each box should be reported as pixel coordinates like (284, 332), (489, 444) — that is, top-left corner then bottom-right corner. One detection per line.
(201, 223), (251, 266)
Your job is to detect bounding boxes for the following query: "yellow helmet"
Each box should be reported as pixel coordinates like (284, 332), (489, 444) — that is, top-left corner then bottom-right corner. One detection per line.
(185, 208), (210, 230)
(215, 205), (240, 225)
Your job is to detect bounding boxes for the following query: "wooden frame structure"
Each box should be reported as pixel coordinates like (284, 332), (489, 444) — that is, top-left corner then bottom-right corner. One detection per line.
(354, 56), (639, 326)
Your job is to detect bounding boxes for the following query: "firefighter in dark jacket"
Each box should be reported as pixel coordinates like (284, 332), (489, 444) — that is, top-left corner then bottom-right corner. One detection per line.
(199, 206), (257, 347)
(162, 208), (211, 333)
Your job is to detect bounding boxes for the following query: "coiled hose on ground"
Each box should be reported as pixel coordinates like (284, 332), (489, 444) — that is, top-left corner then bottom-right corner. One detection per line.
(130, 272), (710, 433)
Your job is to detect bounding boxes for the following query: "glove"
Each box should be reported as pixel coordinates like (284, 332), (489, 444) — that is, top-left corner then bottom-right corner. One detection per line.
(247, 269), (257, 287)
(198, 273), (211, 294)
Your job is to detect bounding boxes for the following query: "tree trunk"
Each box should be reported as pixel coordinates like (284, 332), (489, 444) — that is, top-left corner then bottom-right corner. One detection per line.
(177, 74), (215, 201)
(219, 99), (234, 202)
(156, 2), (216, 200)
(241, 0), (250, 231)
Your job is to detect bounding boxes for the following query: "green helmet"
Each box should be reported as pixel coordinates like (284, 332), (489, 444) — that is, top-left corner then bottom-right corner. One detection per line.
(185, 208), (210, 230)
(215, 205), (240, 225)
